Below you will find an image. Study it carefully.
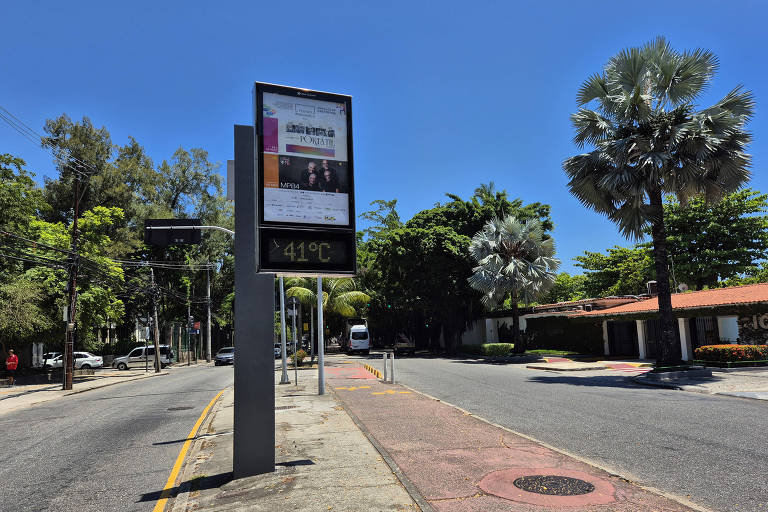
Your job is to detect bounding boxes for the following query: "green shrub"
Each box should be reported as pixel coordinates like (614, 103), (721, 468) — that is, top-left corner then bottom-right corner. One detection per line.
(459, 343), (514, 357)
(291, 349), (308, 366)
(694, 344), (768, 362)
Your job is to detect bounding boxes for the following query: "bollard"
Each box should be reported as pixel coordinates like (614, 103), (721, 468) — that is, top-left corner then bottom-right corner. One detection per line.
(382, 352), (388, 382)
(390, 351), (395, 384)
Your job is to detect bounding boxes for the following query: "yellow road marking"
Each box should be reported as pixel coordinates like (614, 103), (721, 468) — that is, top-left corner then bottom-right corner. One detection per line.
(152, 388), (226, 512)
(371, 389), (412, 396)
(334, 385), (371, 391)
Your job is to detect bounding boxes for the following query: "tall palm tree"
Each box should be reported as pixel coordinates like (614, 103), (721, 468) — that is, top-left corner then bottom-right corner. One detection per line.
(468, 216), (560, 353)
(563, 37), (753, 365)
(285, 276), (370, 324)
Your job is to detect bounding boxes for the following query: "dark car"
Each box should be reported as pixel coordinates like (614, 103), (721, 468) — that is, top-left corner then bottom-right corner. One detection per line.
(214, 347), (234, 366)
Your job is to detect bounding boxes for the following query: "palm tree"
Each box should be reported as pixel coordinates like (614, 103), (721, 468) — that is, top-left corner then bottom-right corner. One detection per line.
(563, 37), (753, 365)
(285, 277), (370, 345)
(468, 216), (560, 353)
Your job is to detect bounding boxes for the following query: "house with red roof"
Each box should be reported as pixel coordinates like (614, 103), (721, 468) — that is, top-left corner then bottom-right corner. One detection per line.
(463, 283), (768, 360)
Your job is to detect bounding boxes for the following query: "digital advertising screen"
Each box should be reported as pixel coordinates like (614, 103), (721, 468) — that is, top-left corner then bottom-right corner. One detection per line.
(254, 83), (356, 275)
(258, 88), (353, 227)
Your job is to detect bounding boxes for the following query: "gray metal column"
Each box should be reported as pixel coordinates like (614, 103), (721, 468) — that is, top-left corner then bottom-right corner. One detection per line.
(317, 277), (325, 395)
(233, 124), (275, 477)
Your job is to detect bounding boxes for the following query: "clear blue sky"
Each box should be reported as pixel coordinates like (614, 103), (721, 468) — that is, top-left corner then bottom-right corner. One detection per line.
(2, 0), (767, 272)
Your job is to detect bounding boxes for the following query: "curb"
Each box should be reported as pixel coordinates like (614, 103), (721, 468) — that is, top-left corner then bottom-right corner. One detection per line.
(64, 371), (169, 396)
(363, 363), (382, 379)
(396, 382), (714, 512)
(330, 387), (432, 512)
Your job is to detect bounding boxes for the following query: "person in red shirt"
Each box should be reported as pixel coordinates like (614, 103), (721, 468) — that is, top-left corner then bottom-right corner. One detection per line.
(5, 349), (18, 386)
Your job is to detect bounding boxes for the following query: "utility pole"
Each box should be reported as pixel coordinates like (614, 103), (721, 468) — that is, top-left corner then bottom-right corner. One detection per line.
(150, 267), (161, 373)
(206, 264), (212, 362)
(63, 173), (81, 391)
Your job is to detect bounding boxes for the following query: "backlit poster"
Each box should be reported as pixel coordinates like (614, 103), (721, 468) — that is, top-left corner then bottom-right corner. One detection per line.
(260, 91), (351, 226)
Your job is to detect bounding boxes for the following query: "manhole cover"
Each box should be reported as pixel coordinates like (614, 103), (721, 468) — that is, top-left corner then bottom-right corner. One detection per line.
(275, 405), (298, 410)
(167, 406), (194, 411)
(513, 475), (595, 496)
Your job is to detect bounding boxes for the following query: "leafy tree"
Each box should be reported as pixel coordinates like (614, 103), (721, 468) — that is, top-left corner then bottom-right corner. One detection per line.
(663, 189), (768, 289)
(361, 186), (553, 352)
(564, 38), (753, 365)
(468, 216), (560, 352)
(0, 279), (54, 355)
(537, 272), (588, 304)
(575, 246), (654, 297)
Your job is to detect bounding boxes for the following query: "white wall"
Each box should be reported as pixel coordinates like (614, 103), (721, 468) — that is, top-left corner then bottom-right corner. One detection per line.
(717, 316), (739, 343)
(460, 320), (485, 345)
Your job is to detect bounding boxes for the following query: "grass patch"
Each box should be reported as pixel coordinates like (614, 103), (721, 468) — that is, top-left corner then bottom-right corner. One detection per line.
(524, 349), (580, 356)
(459, 343), (514, 356)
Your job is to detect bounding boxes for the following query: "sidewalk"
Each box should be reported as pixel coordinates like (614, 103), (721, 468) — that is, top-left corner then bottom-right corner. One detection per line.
(170, 359), (709, 512)
(634, 366), (768, 399)
(329, 368), (702, 512)
(0, 367), (170, 415)
(169, 370), (418, 512)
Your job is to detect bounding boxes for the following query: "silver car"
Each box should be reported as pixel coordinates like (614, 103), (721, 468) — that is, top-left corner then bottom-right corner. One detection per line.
(112, 345), (173, 370)
(44, 352), (103, 369)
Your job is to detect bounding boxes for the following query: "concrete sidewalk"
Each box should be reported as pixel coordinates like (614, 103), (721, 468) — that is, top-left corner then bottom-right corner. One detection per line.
(0, 367), (171, 415)
(168, 370), (418, 512)
(634, 366), (768, 399)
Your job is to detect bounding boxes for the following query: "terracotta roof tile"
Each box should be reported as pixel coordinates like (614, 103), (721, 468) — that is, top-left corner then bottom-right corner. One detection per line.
(581, 283), (768, 317)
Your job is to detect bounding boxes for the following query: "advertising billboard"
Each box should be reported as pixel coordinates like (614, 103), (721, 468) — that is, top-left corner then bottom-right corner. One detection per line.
(253, 82), (356, 275)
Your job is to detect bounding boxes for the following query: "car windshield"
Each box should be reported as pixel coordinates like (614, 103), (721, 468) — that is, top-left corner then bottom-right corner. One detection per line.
(218, 348), (234, 354)
(351, 332), (368, 340)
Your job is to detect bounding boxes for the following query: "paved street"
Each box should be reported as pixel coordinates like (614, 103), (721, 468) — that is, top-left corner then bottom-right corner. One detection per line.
(362, 354), (768, 512)
(0, 364), (232, 512)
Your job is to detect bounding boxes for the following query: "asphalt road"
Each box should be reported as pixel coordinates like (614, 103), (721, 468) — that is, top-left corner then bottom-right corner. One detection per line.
(379, 355), (768, 512)
(0, 364), (233, 512)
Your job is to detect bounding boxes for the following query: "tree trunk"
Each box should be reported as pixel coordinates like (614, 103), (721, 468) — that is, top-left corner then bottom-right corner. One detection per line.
(649, 185), (680, 366)
(511, 295), (524, 354)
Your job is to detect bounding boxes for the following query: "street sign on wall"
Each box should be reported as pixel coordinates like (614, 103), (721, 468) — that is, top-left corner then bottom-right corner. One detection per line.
(253, 82), (356, 275)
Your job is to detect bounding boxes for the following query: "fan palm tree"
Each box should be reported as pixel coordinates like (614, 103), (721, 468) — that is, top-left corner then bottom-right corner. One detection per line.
(468, 216), (560, 353)
(563, 37), (754, 365)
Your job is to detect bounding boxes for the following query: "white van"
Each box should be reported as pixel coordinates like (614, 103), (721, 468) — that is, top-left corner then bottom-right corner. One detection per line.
(112, 345), (173, 370)
(348, 325), (370, 355)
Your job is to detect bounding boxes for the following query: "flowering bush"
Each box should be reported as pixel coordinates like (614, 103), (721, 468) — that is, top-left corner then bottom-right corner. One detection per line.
(694, 344), (768, 362)
(290, 349), (308, 366)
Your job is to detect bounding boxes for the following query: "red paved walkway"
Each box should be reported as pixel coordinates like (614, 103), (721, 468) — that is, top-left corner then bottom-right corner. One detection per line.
(329, 366), (696, 512)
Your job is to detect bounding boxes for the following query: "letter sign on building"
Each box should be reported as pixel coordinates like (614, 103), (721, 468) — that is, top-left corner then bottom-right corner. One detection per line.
(253, 82), (356, 275)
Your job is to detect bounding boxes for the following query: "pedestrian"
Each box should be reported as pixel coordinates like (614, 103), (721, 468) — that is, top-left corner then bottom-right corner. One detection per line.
(5, 349), (18, 387)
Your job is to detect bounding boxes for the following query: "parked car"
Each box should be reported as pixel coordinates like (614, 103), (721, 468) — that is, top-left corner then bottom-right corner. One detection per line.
(394, 333), (416, 356)
(214, 347), (234, 366)
(112, 345), (173, 370)
(44, 352), (103, 369)
(274, 343), (281, 358)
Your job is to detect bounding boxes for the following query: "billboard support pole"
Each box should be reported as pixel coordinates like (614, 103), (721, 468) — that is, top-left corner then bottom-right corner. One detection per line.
(317, 277), (325, 395)
(233, 124), (274, 477)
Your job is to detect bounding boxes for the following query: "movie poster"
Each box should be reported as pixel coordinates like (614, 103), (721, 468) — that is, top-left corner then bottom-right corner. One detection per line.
(261, 92), (350, 226)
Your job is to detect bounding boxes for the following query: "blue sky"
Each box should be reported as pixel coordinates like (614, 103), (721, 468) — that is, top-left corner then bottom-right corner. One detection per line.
(2, 0), (767, 272)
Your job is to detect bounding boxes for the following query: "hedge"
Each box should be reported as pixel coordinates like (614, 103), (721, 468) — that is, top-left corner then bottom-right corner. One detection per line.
(694, 344), (768, 362)
(460, 343), (514, 357)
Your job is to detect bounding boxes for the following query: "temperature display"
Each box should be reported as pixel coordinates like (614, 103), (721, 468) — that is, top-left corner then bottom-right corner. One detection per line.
(261, 229), (353, 273)
(269, 239), (346, 264)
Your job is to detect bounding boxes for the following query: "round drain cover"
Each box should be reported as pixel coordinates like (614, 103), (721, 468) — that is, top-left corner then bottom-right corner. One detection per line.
(513, 475), (595, 496)
(167, 406), (194, 411)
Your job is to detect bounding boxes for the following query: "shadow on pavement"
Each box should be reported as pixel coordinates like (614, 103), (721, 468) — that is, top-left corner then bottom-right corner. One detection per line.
(139, 471), (233, 502)
(526, 375), (643, 388)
